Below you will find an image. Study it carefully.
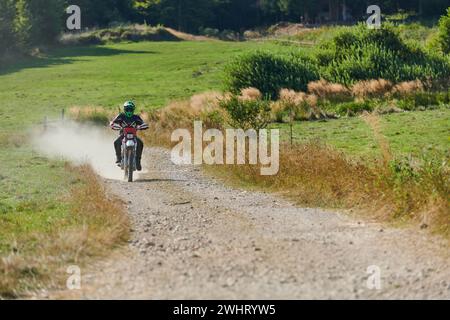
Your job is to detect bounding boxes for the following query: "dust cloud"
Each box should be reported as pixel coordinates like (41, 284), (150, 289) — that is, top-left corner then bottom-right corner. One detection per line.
(32, 121), (126, 180)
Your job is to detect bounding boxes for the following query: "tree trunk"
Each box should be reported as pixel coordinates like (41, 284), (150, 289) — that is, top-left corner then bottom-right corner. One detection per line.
(177, 0), (182, 31)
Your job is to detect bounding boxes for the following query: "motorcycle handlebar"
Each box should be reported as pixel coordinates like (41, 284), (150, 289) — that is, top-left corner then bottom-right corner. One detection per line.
(111, 122), (148, 131)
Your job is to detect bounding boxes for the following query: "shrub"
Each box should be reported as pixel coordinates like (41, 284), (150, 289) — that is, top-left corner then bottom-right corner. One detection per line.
(277, 89), (327, 121)
(219, 29), (240, 41)
(201, 109), (225, 129)
(335, 100), (375, 116)
(69, 106), (114, 125)
(59, 24), (179, 46)
(224, 51), (320, 100)
(270, 101), (287, 123)
(397, 92), (445, 111)
(319, 24), (450, 85)
(437, 8), (450, 54)
(199, 27), (220, 38)
(219, 95), (271, 131)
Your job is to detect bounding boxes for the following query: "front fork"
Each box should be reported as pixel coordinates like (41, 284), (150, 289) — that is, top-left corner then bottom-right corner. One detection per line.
(121, 140), (137, 170)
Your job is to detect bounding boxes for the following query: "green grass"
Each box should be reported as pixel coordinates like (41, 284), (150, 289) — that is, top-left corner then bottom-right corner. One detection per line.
(0, 41), (288, 131)
(286, 23), (438, 47)
(273, 108), (450, 159)
(0, 145), (76, 254)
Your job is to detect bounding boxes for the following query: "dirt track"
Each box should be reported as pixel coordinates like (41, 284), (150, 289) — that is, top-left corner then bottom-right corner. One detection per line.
(57, 147), (449, 299)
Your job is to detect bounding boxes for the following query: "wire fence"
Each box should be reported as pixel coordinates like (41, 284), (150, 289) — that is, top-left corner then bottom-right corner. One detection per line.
(40, 109), (66, 132)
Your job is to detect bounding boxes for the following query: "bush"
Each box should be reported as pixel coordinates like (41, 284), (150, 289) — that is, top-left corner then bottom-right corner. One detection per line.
(224, 51), (320, 100)
(319, 24), (450, 85)
(0, 0), (17, 56)
(335, 100), (375, 116)
(397, 92), (446, 111)
(199, 27), (220, 37)
(59, 25), (179, 46)
(219, 29), (240, 41)
(437, 8), (450, 54)
(219, 95), (271, 131)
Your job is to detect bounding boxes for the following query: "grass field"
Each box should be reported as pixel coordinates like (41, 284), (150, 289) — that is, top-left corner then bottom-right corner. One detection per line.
(0, 41), (288, 131)
(274, 108), (450, 158)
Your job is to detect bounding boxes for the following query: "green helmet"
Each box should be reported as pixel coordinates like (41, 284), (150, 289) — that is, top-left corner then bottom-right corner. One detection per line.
(123, 101), (136, 118)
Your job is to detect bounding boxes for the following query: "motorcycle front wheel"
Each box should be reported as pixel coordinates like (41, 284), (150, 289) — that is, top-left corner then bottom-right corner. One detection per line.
(127, 149), (134, 183)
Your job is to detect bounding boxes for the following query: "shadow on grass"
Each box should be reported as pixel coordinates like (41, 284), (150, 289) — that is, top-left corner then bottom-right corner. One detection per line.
(0, 46), (154, 76)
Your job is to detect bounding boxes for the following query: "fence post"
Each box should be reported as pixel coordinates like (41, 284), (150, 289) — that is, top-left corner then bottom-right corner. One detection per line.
(43, 116), (48, 132)
(61, 109), (65, 121)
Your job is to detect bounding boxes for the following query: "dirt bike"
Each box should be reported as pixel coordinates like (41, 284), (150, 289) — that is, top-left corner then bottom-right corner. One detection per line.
(112, 122), (143, 182)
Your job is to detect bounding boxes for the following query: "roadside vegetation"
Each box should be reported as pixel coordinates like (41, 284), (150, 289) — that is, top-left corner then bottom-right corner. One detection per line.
(217, 18), (449, 235)
(137, 89), (449, 237)
(0, 163), (128, 298)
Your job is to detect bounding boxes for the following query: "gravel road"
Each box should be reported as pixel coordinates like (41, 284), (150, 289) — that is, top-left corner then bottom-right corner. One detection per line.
(60, 148), (449, 299)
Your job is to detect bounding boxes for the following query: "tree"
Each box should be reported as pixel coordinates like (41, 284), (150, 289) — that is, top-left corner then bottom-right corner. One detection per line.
(438, 7), (450, 54)
(13, 0), (32, 49)
(136, 0), (214, 33)
(28, 0), (66, 44)
(0, 0), (17, 55)
(212, 0), (260, 31)
(70, 0), (134, 27)
(13, 0), (66, 46)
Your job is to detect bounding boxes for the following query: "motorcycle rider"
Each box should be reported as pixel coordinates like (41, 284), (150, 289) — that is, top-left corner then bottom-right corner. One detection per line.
(110, 101), (149, 171)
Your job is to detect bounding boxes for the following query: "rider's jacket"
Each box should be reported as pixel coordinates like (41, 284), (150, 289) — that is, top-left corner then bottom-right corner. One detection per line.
(110, 113), (149, 133)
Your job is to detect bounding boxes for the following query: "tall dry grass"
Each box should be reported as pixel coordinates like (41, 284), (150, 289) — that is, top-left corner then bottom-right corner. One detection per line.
(391, 80), (425, 97)
(351, 79), (393, 99)
(67, 94), (448, 237)
(207, 110), (449, 236)
(308, 79), (351, 102)
(211, 140), (449, 236)
(305, 78), (427, 103)
(142, 91), (226, 146)
(0, 165), (129, 298)
(240, 87), (262, 101)
(69, 106), (116, 125)
(361, 112), (392, 166)
(274, 88), (327, 121)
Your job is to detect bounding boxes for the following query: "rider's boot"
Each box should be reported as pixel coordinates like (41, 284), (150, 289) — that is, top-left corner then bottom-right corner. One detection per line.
(136, 157), (142, 171)
(116, 155), (122, 166)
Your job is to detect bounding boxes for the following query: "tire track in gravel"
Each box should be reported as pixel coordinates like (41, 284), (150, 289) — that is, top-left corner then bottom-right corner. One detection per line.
(56, 147), (449, 299)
